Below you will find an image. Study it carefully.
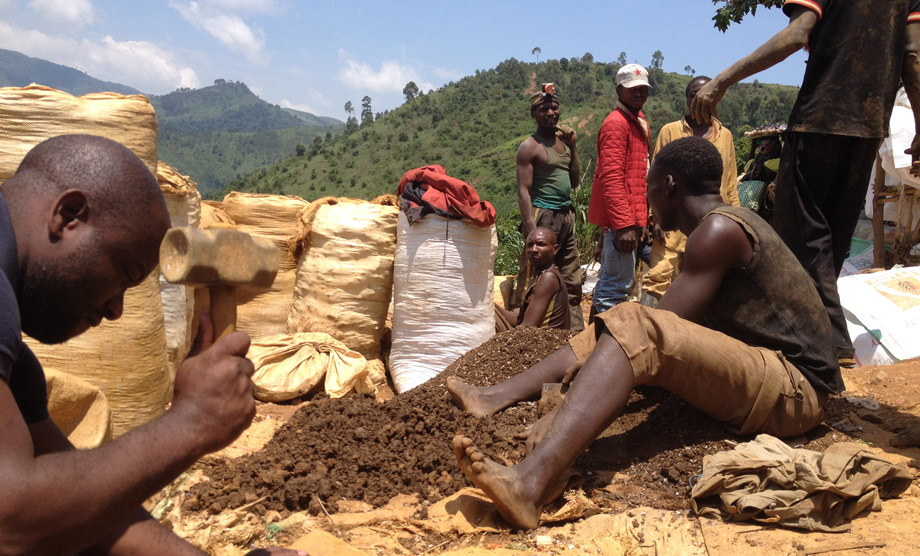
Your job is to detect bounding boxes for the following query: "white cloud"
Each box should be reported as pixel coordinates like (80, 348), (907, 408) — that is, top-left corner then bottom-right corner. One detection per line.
(28, 0), (95, 27)
(169, 1), (266, 64)
(432, 66), (463, 82)
(279, 99), (317, 115)
(0, 22), (199, 93)
(338, 51), (433, 94)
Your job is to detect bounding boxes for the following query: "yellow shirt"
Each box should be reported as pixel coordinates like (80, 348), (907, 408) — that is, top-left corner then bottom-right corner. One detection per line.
(653, 117), (740, 207)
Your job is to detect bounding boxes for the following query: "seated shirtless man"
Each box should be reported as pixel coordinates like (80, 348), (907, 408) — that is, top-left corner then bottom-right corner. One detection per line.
(496, 227), (570, 330)
(447, 136), (843, 530)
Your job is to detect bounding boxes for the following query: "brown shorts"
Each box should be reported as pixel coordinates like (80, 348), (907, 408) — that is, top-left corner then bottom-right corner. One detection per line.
(568, 303), (825, 438)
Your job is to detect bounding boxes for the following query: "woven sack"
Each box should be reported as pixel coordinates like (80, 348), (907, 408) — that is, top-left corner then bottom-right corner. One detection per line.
(287, 197), (398, 359)
(221, 192), (309, 340)
(389, 213), (496, 393)
(157, 162), (201, 394)
(0, 85), (158, 179)
(249, 332), (370, 401)
(45, 368), (113, 449)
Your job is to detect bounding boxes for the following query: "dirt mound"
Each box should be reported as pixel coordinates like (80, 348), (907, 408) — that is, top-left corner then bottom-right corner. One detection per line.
(184, 326), (842, 519)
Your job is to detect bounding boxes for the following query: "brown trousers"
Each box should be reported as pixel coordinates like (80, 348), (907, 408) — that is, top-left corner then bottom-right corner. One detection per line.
(568, 303), (825, 438)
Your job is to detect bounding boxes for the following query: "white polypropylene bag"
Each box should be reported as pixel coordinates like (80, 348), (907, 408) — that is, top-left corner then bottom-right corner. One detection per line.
(389, 213), (496, 393)
(838, 267), (920, 361)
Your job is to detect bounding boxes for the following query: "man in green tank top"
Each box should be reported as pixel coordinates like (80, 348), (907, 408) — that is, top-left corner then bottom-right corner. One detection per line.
(514, 83), (585, 331)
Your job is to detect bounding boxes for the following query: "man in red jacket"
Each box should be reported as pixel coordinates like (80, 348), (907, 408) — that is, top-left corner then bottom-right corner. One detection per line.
(588, 64), (651, 316)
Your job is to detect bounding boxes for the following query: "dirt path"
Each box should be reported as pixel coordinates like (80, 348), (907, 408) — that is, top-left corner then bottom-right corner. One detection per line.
(577, 113), (594, 137)
(525, 72), (537, 95)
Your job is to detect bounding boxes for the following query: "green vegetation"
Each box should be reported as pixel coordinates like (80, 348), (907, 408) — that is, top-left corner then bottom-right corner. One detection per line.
(148, 80), (343, 194)
(222, 56), (797, 274)
(712, 0), (784, 31)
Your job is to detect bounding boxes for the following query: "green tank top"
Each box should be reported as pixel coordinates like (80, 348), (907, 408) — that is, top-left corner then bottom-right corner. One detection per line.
(531, 134), (573, 210)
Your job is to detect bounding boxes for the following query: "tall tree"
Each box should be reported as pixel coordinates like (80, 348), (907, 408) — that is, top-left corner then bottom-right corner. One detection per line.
(712, 0), (783, 31)
(617, 52), (628, 66)
(531, 46), (542, 63)
(650, 50), (664, 70)
(361, 95), (373, 127)
(344, 101), (358, 135)
(403, 81), (419, 102)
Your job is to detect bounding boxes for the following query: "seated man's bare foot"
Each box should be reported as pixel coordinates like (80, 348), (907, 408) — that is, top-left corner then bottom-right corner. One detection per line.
(446, 377), (498, 418)
(452, 434), (566, 530)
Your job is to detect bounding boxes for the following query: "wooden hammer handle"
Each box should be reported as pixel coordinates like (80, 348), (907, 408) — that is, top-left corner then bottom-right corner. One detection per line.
(209, 284), (237, 341)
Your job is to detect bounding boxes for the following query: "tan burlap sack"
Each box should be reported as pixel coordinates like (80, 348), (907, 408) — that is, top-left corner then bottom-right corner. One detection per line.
(249, 332), (371, 402)
(286, 197), (398, 359)
(1, 84), (170, 437)
(200, 200), (235, 228)
(0, 85), (158, 180)
(44, 368), (113, 449)
(157, 162), (201, 395)
(221, 192), (309, 340)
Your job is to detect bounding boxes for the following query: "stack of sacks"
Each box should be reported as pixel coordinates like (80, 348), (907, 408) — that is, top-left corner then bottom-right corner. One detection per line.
(221, 192), (310, 340)
(156, 162), (201, 395)
(0, 85), (170, 438)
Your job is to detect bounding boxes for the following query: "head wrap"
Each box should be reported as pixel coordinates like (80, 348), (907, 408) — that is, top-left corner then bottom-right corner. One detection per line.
(530, 90), (558, 111)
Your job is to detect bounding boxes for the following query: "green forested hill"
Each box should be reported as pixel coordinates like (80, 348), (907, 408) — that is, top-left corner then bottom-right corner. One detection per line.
(0, 48), (141, 96)
(220, 56), (798, 218)
(149, 80), (343, 194)
(0, 48), (345, 196)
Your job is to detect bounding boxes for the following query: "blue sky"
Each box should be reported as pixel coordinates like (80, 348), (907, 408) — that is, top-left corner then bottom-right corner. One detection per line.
(0, 0), (807, 119)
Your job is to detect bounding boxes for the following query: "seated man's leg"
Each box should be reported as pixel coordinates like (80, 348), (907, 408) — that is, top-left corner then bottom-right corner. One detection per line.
(592, 229), (635, 313)
(454, 328), (635, 530)
(599, 303), (825, 437)
(447, 341), (580, 418)
(453, 304), (826, 529)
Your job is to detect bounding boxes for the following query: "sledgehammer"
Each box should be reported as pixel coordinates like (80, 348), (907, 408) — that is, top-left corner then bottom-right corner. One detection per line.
(160, 227), (278, 340)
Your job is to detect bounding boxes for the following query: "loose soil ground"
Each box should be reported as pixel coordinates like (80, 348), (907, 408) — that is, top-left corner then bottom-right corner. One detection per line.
(184, 327), (846, 520)
(157, 328), (920, 555)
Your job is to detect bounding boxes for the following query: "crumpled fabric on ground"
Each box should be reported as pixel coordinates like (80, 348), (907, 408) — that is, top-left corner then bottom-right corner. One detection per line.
(690, 434), (912, 532)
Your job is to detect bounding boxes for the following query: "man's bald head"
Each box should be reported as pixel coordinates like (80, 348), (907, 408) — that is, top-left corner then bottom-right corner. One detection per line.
(4, 134), (165, 228)
(2, 135), (170, 343)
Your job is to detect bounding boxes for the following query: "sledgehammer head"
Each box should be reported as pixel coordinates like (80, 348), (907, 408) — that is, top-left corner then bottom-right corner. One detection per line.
(160, 227), (278, 288)
(160, 227), (278, 340)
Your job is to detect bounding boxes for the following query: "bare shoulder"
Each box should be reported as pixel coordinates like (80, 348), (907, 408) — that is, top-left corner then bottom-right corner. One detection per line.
(534, 268), (562, 294)
(517, 135), (539, 156)
(684, 212), (753, 271)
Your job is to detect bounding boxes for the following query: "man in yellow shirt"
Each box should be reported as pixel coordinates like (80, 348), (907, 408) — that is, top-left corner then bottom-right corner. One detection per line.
(640, 76), (740, 307)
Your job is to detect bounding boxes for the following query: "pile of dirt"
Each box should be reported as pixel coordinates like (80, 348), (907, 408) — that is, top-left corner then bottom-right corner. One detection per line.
(184, 326), (843, 520)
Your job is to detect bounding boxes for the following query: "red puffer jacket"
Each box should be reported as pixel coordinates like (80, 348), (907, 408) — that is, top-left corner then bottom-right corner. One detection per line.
(588, 106), (650, 230)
